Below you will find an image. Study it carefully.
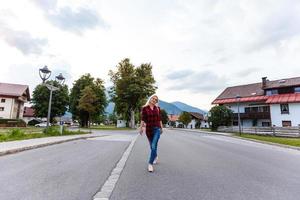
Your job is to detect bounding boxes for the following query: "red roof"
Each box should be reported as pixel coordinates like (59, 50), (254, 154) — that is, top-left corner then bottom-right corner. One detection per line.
(23, 107), (35, 117)
(168, 115), (179, 122)
(266, 93), (300, 104)
(212, 96), (268, 104)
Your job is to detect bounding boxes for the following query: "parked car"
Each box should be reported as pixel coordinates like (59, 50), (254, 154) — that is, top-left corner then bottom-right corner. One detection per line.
(35, 122), (51, 127)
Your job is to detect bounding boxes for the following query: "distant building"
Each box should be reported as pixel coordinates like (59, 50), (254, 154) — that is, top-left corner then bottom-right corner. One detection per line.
(167, 113), (209, 128)
(23, 106), (35, 123)
(117, 120), (126, 128)
(0, 82), (30, 119)
(187, 112), (209, 129)
(212, 76), (300, 127)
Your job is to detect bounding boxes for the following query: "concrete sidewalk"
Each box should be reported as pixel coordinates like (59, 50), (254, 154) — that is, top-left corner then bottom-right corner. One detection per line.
(0, 132), (105, 156)
(171, 128), (234, 136)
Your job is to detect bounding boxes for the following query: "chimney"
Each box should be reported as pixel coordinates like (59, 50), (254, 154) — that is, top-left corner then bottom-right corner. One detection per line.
(262, 77), (267, 88)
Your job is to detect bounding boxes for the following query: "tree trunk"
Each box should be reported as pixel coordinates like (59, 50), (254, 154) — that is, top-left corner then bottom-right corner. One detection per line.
(130, 109), (135, 129)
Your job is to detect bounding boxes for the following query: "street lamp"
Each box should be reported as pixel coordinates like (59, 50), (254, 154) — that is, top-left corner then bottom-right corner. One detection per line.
(236, 94), (241, 135)
(39, 66), (65, 129)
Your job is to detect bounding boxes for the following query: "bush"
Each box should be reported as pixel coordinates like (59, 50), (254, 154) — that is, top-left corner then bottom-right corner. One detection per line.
(0, 119), (26, 127)
(43, 126), (60, 136)
(8, 129), (25, 138)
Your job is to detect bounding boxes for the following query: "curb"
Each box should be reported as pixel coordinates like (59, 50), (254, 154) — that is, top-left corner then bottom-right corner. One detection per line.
(170, 128), (233, 137)
(0, 135), (101, 157)
(169, 128), (300, 151)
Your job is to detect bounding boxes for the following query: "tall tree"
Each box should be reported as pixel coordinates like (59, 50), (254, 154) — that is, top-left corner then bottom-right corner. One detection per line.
(208, 105), (233, 131)
(179, 111), (192, 128)
(77, 86), (97, 127)
(109, 58), (156, 128)
(70, 74), (107, 127)
(31, 80), (69, 122)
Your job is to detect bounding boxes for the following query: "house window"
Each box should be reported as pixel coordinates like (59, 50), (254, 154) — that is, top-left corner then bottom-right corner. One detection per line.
(262, 122), (270, 127)
(0, 107), (4, 111)
(1, 99), (5, 103)
(282, 121), (292, 127)
(295, 87), (300, 93)
(266, 89), (278, 96)
(280, 104), (289, 114)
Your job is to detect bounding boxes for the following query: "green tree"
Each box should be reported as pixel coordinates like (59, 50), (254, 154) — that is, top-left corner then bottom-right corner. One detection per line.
(78, 86), (98, 128)
(108, 113), (117, 125)
(160, 109), (168, 126)
(70, 74), (107, 127)
(208, 105), (233, 131)
(31, 80), (69, 122)
(109, 58), (156, 128)
(179, 111), (192, 128)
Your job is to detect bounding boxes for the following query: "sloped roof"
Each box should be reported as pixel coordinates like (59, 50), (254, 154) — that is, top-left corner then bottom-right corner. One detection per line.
(266, 93), (300, 103)
(189, 112), (204, 120)
(0, 82), (30, 100)
(23, 107), (35, 117)
(213, 76), (300, 104)
(168, 115), (179, 122)
(264, 77), (300, 89)
(215, 82), (264, 100)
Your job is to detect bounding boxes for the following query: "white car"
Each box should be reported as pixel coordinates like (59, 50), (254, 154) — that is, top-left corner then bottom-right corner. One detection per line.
(35, 122), (51, 127)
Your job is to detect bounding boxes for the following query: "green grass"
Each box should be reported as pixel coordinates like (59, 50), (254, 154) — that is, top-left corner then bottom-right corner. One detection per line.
(0, 127), (90, 142)
(236, 133), (300, 147)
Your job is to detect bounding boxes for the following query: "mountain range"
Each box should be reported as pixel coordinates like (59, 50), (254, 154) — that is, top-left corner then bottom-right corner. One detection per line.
(105, 100), (207, 115)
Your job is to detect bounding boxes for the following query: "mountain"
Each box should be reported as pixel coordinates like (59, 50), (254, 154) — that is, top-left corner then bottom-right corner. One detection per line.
(171, 101), (207, 115)
(104, 100), (206, 116)
(158, 100), (182, 115)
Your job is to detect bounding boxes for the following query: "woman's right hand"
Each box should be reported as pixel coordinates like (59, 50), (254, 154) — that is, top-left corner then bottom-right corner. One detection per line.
(139, 126), (145, 135)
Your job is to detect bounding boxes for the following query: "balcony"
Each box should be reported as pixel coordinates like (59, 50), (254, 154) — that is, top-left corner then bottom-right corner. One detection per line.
(233, 112), (271, 120)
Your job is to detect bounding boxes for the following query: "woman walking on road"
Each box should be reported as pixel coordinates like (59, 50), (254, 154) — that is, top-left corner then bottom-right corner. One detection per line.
(139, 94), (163, 172)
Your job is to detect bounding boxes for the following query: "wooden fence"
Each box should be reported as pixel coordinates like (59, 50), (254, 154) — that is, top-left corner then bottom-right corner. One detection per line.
(217, 126), (300, 137)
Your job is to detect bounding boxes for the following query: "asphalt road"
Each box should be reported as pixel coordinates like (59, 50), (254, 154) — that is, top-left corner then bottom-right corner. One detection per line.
(0, 135), (131, 200)
(110, 129), (300, 200)
(1, 129), (300, 200)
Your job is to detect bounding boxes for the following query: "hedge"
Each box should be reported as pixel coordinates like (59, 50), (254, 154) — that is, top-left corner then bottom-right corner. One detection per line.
(0, 119), (27, 127)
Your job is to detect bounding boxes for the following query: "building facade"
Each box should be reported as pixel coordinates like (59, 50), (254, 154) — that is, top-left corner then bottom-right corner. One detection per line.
(212, 77), (300, 127)
(0, 82), (30, 119)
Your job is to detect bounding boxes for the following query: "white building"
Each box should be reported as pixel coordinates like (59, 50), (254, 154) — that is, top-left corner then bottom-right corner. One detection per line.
(117, 120), (126, 128)
(212, 77), (300, 127)
(0, 82), (30, 119)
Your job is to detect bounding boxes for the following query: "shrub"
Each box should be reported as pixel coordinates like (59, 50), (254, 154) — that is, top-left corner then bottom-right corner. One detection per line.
(8, 129), (25, 138)
(43, 126), (60, 136)
(0, 119), (26, 127)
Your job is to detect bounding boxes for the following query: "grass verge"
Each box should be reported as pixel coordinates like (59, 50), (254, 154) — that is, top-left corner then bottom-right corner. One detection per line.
(0, 127), (89, 142)
(86, 125), (132, 130)
(235, 133), (300, 147)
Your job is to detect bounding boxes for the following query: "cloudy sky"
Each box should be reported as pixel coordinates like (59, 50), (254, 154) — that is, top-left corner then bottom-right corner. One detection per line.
(1, 0), (300, 110)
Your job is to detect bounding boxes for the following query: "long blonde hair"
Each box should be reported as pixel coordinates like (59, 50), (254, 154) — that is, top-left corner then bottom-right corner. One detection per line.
(143, 94), (159, 107)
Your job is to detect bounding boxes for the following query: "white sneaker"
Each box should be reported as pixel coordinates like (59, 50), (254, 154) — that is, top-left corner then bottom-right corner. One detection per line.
(153, 156), (158, 164)
(148, 164), (154, 172)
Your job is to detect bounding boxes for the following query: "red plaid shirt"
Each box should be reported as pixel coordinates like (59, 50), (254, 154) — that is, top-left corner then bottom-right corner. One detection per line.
(141, 105), (162, 137)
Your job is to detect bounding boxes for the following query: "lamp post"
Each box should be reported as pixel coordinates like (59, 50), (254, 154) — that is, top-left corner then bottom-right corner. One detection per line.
(236, 95), (241, 135)
(39, 66), (65, 129)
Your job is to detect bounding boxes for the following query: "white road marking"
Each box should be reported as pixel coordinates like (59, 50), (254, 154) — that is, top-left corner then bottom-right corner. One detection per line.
(93, 134), (139, 200)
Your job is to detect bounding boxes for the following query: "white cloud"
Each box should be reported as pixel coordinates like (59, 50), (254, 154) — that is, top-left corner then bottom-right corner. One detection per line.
(0, 23), (48, 55)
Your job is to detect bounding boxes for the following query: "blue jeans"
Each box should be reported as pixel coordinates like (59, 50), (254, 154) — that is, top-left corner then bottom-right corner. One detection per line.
(149, 127), (161, 164)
